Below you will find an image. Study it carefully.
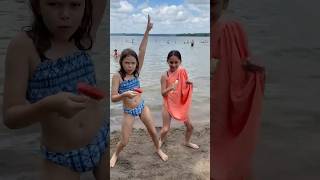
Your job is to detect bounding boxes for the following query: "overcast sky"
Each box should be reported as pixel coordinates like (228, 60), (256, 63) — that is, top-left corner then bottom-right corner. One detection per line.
(110, 0), (210, 34)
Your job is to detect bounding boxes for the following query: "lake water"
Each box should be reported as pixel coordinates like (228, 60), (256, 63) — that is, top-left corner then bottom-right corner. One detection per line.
(110, 35), (210, 131)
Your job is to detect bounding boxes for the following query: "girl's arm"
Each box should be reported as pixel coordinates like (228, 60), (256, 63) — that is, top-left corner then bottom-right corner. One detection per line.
(91, 0), (107, 39)
(160, 74), (175, 97)
(138, 15), (153, 72)
(111, 74), (123, 102)
(2, 33), (51, 129)
(185, 70), (193, 84)
(3, 33), (88, 129)
(111, 73), (136, 102)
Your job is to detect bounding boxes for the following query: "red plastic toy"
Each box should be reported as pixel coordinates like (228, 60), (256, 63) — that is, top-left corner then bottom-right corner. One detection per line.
(133, 87), (143, 93)
(77, 82), (106, 100)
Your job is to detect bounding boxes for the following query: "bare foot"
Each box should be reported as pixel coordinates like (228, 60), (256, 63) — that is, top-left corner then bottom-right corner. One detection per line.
(184, 142), (199, 149)
(157, 149), (168, 161)
(110, 153), (118, 168)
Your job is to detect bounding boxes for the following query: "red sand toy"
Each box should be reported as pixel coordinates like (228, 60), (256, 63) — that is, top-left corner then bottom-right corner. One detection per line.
(133, 87), (143, 93)
(77, 82), (106, 100)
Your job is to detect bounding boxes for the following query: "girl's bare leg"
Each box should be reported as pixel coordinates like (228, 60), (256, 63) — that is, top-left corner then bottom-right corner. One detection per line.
(110, 114), (135, 167)
(184, 118), (199, 149)
(159, 107), (172, 147)
(41, 159), (80, 180)
(93, 152), (108, 180)
(140, 106), (168, 161)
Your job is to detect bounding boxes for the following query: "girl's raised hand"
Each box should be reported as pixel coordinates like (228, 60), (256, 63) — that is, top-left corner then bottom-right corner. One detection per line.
(146, 14), (153, 32)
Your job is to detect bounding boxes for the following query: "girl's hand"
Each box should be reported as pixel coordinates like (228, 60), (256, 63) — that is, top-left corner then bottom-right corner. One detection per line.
(186, 80), (193, 85)
(169, 84), (175, 91)
(146, 14), (153, 32)
(46, 92), (89, 119)
(122, 91), (138, 98)
(211, 58), (220, 74)
(169, 80), (179, 91)
(242, 57), (265, 72)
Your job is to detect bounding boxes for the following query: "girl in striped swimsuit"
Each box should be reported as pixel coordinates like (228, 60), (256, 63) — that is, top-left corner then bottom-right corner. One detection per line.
(3, 0), (108, 179)
(110, 15), (168, 168)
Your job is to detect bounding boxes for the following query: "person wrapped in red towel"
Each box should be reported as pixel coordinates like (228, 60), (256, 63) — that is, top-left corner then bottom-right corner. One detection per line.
(159, 50), (199, 149)
(211, 0), (266, 179)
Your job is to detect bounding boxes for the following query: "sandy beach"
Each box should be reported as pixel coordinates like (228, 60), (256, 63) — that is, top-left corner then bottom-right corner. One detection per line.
(109, 35), (210, 179)
(225, 0), (320, 179)
(110, 122), (210, 180)
(5, 0), (320, 179)
(0, 0), (109, 179)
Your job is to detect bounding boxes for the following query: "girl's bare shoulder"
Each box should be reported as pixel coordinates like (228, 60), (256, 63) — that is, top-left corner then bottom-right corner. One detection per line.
(7, 31), (37, 59)
(162, 70), (169, 76)
(112, 72), (121, 79)
(160, 71), (167, 80)
(8, 32), (32, 49)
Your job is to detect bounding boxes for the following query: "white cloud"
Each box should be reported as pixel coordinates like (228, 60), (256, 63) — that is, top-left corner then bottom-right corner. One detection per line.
(118, 1), (134, 13)
(185, 0), (210, 5)
(142, 7), (153, 15)
(111, 0), (209, 34)
(187, 4), (201, 13)
(132, 13), (147, 23)
(137, 1), (149, 10)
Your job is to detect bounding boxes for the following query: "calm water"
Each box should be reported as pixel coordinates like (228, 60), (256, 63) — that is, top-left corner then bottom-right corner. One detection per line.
(110, 35), (210, 131)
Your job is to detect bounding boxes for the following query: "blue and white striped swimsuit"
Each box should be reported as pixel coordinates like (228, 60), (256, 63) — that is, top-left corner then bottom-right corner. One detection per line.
(26, 51), (96, 102)
(26, 50), (108, 172)
(118, 77), (145, 117)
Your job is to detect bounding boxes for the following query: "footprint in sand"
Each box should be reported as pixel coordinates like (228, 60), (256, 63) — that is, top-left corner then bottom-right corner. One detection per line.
(118, 159), (133, 170)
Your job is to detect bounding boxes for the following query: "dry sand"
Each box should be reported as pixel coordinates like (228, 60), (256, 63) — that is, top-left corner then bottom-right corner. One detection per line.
(110, 122), (210, 180)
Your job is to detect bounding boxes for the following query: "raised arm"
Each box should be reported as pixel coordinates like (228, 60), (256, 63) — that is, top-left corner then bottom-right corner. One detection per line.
(91, 0), (107, 39)
(138, 14), (153, 72)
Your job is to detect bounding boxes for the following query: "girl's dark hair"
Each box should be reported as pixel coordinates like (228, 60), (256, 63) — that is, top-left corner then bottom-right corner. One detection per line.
(167, 50), (182, 62)
(25, 0), (93, 59)
(118, 48), (140, 79)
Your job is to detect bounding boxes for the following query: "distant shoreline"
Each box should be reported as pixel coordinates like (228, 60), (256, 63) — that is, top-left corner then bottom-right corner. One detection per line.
(110, 33), (210, 37)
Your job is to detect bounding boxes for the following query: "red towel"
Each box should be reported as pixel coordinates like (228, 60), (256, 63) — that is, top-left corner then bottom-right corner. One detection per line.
(164, 67), (193, 122)
(211, 20), (265, 180)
